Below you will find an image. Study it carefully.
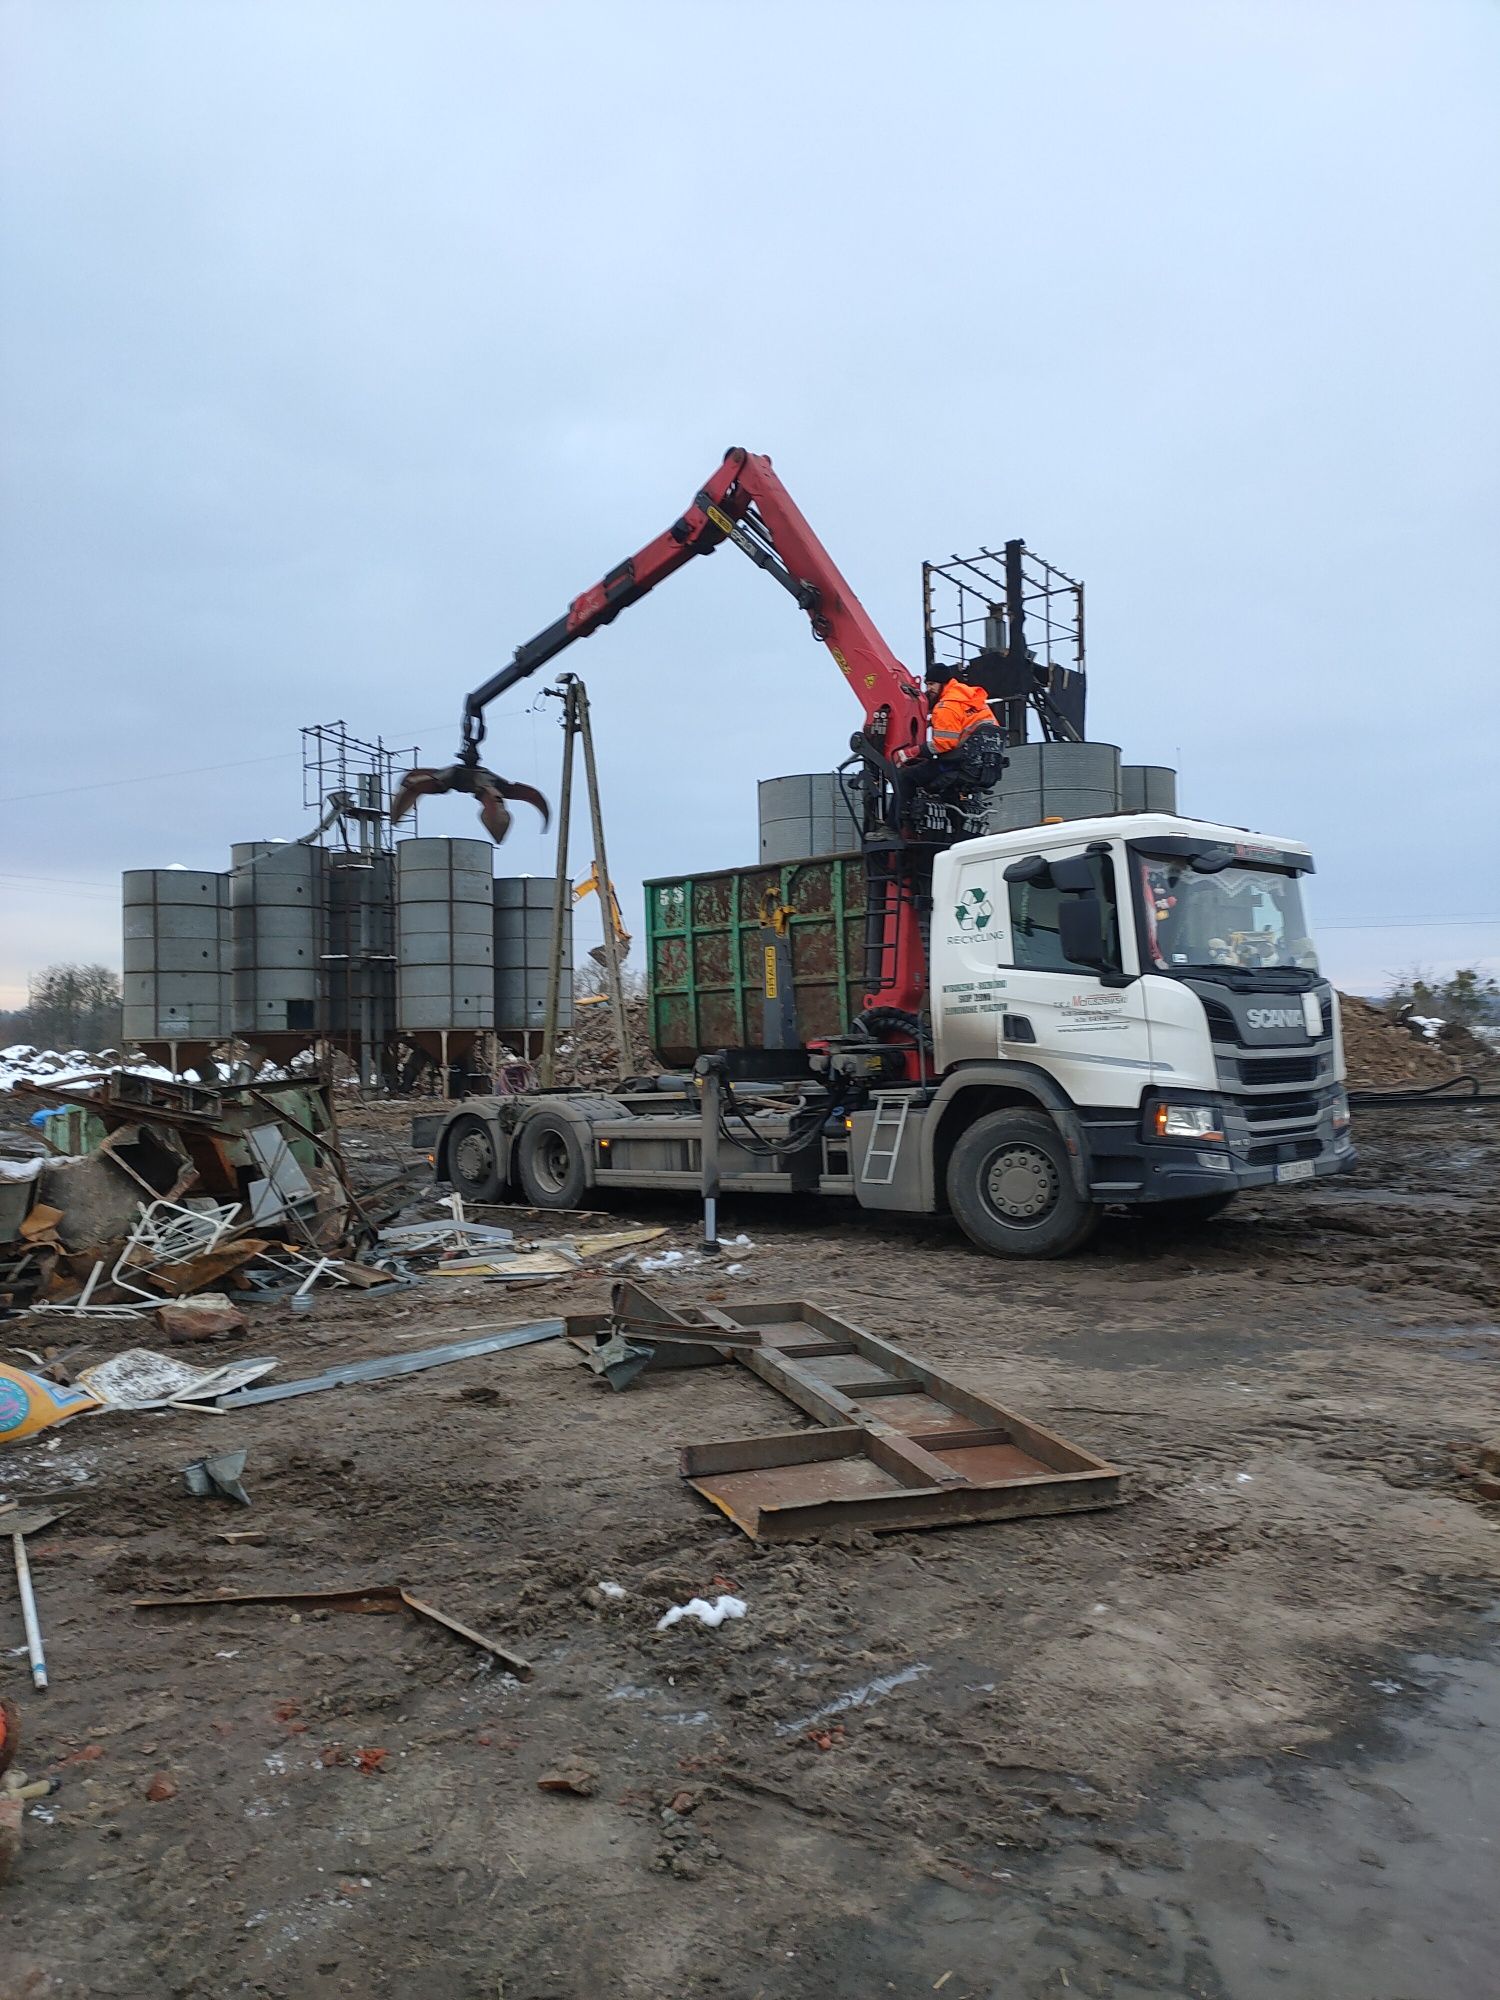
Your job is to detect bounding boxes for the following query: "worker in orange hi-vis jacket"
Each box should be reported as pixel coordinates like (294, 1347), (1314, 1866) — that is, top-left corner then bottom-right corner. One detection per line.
(892, 669), (1005, 829)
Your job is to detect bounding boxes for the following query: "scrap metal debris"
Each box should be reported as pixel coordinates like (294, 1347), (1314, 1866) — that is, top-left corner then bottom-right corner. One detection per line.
(182, 1449), (251, 1506)
(567, 1287), (1124, 1541)
(2, 1075), (361, 1316)
(133, 1582), (531, 1677)
(77, 1349), (277, 1410)
(210, 1318), (564, 1408)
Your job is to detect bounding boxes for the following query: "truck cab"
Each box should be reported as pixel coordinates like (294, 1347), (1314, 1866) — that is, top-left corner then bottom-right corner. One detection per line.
(904, 811), (1353, 1250)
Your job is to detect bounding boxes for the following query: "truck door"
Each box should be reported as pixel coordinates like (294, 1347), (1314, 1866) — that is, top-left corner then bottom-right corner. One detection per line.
(933, 851), (1013, 1066)
(992, 845), (1152, 1109)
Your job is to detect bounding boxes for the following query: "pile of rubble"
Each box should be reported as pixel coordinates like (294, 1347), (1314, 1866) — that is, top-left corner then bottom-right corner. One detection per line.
(1336, 991), (1496, 1089)
(550, 996), (662, 1089)
(0, 1071), (364, 1317)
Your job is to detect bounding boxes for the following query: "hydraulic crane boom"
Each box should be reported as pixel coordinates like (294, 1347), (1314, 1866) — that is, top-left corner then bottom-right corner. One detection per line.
(457, 448), (927, 765)
(395, 447), (939, 1049)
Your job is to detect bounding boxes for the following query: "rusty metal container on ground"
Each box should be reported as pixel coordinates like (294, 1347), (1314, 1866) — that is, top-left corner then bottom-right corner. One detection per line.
(122, 869), (232, 1044)
(395, 837), (495, 1037)
(646, 854), (866, 1066)
(494, 877), (573, 1038)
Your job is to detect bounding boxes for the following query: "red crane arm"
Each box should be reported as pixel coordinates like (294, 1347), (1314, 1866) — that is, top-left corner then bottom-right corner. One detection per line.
(460, 448), (926, 762)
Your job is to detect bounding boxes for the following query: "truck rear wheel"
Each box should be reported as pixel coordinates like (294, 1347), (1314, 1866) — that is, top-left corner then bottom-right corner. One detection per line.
(444, 1113), (503, 1203)
(516, 1112), (589, 1209)
(946, 1108), (1099, 1259)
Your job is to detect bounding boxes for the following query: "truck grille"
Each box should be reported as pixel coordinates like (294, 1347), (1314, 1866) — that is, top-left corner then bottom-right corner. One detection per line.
(1239, 1054), (1322, 1086)
(1243, 1094), (1320, 1126)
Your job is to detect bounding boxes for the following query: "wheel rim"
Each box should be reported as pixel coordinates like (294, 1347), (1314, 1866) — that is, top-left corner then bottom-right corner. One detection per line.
(533, 1131), (572, 1195)
(983, 1143), (1060, 1223)
(453, 1129), (493, 1185)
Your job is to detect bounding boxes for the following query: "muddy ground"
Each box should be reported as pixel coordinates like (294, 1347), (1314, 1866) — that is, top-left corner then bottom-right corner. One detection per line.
(0, 1100), (1495, 1998)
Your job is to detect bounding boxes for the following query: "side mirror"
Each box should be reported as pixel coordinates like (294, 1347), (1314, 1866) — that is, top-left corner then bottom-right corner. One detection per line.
(1050, 854), (1099, 893)
(1059, 895), (1112, 970)
(1003, 853), (1050, 884)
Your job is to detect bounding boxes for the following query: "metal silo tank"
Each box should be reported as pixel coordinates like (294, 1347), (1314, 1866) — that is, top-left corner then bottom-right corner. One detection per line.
(1119, 764), (1178, 814)
(1037, 741), (1120, 823)
(493, 878), (573, 1039)
(988, 742), (1121, 830)
(325, 851), (395, 1057)
(395, 838), (495, 1036)
(121, 869), (231, 1045)
(987, 743), (1044, 830)
(229, 841), (327, 1047)
(758, 773), (861, 862)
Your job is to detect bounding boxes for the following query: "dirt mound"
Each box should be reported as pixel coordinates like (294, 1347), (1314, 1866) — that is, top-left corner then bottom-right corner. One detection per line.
(1337, 992), (1461, 1088)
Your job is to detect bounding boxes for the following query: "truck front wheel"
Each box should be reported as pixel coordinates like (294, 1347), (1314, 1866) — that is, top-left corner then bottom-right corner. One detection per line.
(516, 1113), (589, 1209)
(946, 1108), (1099, 1259)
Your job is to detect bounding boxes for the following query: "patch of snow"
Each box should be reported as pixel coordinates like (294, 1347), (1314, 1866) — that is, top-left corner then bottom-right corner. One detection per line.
(0, 1047), (180, 1095)
(656, 1593), (747, 1632)
(597, 1580), (626, 1600)
(1410, 1015), (1445, 1042)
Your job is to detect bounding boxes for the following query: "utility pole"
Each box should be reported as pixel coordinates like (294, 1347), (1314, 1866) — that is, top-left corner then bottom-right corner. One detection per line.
(538, 676), (631, 1086)
(538, 683), (578, 1089)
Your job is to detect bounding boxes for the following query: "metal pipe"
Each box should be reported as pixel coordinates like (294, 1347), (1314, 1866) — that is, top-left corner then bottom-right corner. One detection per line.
(12, 1535), (46, 1691)
(698, 1061), (722, 1252)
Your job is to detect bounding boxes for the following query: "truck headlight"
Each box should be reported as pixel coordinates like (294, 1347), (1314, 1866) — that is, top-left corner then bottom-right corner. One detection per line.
(1153, 1102), (1224, 1142)
(1332, 1089), (1351, 1132)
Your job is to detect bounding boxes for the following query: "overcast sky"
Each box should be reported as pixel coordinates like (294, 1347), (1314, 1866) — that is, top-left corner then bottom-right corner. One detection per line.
(2, 0), (1497, 1015)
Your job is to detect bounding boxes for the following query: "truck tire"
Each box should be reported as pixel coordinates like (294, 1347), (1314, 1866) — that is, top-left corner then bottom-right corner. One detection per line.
(516, 1112), (590, 1209)
(946, 1108), (1099, 1259)
(444, 1113), (503, 1203)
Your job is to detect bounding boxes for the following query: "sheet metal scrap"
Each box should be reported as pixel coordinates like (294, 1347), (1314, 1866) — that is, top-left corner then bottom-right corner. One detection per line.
(133, 1583), (531, 1676)
(568, 1280), (761, 1391)
(212, 1318), (563, 1407)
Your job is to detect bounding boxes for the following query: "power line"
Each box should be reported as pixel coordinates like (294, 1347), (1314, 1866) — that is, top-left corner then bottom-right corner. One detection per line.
(0, 705), (537, 808)
(0, 750), (299, 805)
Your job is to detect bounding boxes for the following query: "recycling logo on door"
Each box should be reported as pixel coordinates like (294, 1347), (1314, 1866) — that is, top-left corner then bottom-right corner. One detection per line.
(954, 887), (994, 931)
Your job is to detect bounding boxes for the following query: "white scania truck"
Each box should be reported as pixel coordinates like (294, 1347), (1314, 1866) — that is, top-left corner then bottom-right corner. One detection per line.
(432, 810), (1354, 1258)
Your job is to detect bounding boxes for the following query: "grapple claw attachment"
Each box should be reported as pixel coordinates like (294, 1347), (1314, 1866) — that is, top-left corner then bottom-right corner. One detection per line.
(390, 764), (551, 846)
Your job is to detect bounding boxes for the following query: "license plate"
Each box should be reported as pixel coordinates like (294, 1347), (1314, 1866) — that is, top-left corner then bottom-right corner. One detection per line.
(1276, 1160), (1315, 1184)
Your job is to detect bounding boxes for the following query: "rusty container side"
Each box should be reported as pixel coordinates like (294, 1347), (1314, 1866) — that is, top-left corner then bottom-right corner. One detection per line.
(645, 854), (867, 1067)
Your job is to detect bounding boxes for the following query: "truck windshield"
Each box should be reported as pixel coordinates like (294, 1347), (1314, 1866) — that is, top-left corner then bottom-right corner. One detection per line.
(1136, 857), (1318, 975)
